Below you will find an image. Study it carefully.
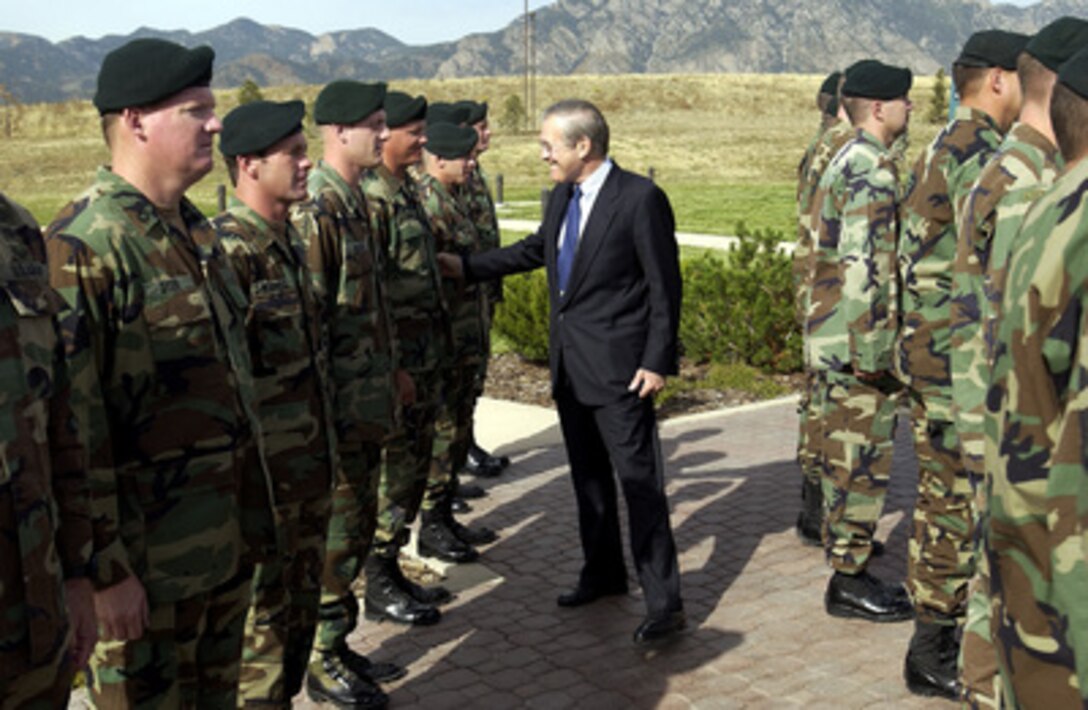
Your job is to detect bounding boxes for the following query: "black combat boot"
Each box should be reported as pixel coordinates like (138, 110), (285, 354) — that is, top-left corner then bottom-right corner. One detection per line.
(418, 500), (480, 563)
(363, 554), (441, 625)
(904, 620), (960, 700)
(333, 642), (407, 684)
(465, 440), (509, 477)
(306, 648), (389, 709)
(825, 570), (914, 622)
(385, 551), (452, 605)
(795, 478), (823, 546)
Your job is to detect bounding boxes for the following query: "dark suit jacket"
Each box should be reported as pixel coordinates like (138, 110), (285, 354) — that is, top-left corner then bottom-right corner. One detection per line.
(466, 162), (681, 406)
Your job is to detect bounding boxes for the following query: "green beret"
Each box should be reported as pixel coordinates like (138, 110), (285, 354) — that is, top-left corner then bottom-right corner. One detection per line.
(1026, 17), (1088, 72)
(427, 102), (471, 126)
(1058, 45), (1088, 100)
(456, 99), (488, 124)
(955, 29), (1031, 70)
(425, 123), (478, 159)
(94, 38), (214, 115)
(220, 100), (305, 158)
(841, 60), (913, 100)
(314, 80), (386, 125)
(385, 92), (428, 128)
(819, 71), (843, 96)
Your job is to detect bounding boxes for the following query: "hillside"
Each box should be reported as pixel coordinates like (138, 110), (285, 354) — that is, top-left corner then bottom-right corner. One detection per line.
(0, 0), (1084, 102)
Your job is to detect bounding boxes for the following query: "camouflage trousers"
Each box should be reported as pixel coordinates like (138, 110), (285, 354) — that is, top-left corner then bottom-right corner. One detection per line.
(373, 369), (440, 557)
(797, 370), (824, 486)
(820, 370), (898, 573)
(238, 494), (332, 707)
(906, 395), (974, 623)
(89, 567), (252, 709)
(312, 443), (383, 655)
(0, 637), (75, 710)
(423, 359), (483, 512)
(987, 437), (1088, 708)
(959, 474), (999, 709)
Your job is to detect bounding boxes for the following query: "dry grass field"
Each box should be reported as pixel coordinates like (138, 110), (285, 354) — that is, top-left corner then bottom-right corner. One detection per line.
(0, 73), (942, 234)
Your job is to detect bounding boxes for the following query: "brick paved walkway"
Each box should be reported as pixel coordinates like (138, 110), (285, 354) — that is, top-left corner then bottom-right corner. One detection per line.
(295, 397), (952, 709)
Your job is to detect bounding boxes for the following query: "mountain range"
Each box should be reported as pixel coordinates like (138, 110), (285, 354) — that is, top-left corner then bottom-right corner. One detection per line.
(1, 0), (1085, 103)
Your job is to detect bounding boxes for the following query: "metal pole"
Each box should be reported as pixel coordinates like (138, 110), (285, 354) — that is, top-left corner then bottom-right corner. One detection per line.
(530, 11), (536, 127)
(217, 184), (226, 213)
(541, 187), (550, 216)
(496, 174), (505, 205)
(648, 166), (656, 182)
(524, 0), (530, 132)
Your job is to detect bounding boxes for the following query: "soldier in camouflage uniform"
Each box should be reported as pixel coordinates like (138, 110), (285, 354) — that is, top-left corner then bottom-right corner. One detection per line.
(794, 70), (852, 546)
(213, 100), (338, 708)
(985, 48), (1088, 708)
(456, 99), (511, 480)
(44, 39), (276, 708)
(898, 29), (1028, 700)
(361, 91), (454, 625)
(808, 59), (913, 626)
(0, 192), (96, 709)
(289, 80), (408, 707)
(951, 18), (1088, 707)
(416, 119), (499, 563)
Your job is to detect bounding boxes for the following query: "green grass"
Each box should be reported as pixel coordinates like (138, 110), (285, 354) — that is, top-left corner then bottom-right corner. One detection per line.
(0, 73), (944, 228)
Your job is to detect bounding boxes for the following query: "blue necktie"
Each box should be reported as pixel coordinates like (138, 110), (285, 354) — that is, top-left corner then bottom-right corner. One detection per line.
(557, 185), (581, 294)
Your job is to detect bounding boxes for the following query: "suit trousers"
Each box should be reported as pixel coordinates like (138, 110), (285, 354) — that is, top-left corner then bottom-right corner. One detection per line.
(555, 373), (682, 616)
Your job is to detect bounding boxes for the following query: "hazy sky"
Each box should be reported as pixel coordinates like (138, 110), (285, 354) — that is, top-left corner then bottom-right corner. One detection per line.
(4, 0), (555, 44)
(4, 0), (1043, 44)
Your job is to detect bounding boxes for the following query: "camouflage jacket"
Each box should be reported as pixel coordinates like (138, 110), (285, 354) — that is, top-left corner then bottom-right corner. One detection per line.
(291, 161), (397, 445)
(951, 123), (1061, 470)
(807, 128), (900, 374)
(361, 165), (448, 373)
(987, 157), (1088, 706)
(214, 200), (335, 500)
(794, 120), (853, 326)
(417, 172), (487, 365)
(0, 193), (92, 670)
(898, 106), (1004, 418)
(460, 165), (503, 303)
(45, 168), (274, 603)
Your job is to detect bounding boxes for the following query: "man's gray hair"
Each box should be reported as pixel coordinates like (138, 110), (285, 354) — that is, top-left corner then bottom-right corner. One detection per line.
(542, 99), (610, 157)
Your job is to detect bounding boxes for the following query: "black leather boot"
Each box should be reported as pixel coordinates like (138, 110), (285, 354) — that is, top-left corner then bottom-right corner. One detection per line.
(418, 502), (480, 563)
(795, 478), (823, 546)
(363, 554), (441, 625)
(904, 620), (960, 700)
(465, 440), (509, 477)
(334, 643), (407, 684)
(825, 570), (914, 622)
(386, 551), (452, 605)
(306, 648), (389, 708)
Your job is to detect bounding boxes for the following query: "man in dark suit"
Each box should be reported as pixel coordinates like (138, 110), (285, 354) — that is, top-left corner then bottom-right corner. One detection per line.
(440, 99), (685, 644)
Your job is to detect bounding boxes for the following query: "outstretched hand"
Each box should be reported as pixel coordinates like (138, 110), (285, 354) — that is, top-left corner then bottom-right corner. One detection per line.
(436, 253), (464, 279)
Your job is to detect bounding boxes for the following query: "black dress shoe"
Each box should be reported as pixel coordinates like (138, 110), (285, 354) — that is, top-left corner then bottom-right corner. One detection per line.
(825, 570), (913, 623)
(450, 496), (472, 514)
(633, 610), (686, 645)
(556, 583), (628, 608)
(306, 652), (389, 708)
(904, 621), (960, 700)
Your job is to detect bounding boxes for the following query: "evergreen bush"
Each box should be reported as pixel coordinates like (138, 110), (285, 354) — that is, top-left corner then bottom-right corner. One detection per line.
(491, 223), (802, 374)
(491, 270), (551, 363)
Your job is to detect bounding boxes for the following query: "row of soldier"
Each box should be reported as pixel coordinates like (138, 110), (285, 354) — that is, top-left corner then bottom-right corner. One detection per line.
(1, 36), (516, 709)
(792, 16), (1088, 708)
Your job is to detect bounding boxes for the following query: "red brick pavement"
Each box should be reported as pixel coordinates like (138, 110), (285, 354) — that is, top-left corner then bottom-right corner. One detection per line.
(295, 399), (953, 709)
